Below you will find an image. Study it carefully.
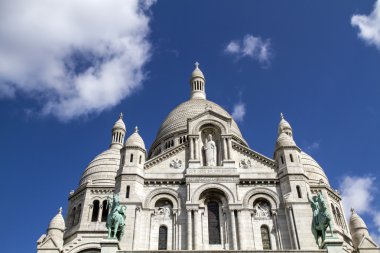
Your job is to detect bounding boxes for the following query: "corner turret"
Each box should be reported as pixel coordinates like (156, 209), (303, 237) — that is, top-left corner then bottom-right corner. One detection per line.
(37, 207), (65, 253)
(349, 208), (379, 251)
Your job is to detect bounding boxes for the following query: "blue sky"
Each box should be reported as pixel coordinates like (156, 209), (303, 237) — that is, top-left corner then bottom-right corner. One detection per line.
(0, 0), (380, 252)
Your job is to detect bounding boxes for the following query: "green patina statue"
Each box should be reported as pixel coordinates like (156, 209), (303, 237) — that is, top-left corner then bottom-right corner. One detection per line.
(307, 191), (334, 247)
(106, 193), (126, 240)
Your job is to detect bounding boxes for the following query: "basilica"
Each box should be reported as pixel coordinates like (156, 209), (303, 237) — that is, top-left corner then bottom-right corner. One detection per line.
(37, 63), (379, 253)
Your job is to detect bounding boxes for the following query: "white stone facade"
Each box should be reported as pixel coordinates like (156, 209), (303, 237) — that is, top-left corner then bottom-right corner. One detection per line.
(38, 64), (379, 253)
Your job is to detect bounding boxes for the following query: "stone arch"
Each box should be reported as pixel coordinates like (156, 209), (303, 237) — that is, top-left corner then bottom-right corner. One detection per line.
(144, 188), (180, 210)
(191, 183), (235, 204)
(243, 187), (280, 209)
(191, 118), (228, 135)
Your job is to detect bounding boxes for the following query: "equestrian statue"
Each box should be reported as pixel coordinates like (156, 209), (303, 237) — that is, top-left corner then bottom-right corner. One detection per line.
(308, 191), (334, 247)
(106, 193), (126, 240)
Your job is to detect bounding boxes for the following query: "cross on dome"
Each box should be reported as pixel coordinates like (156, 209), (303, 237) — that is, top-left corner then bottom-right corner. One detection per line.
(135, 126), (139, 133)
(195, 61), (199, 68)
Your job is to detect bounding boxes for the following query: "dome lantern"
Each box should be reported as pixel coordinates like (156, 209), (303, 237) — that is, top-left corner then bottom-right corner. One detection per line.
(110, 113), (126, 149)
(190, 62), (206, 100)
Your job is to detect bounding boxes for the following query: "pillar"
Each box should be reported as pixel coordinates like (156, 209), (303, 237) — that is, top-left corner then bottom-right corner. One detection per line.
(190, 138), (194, 160)
(273, 211), (282, 249)
(194, 210), (201, 249)
(132, 207), (140, 250)
(230, 210), (238, 250)
(227, 138), (232, 160)
(237, 210), (245, 249)
(223, 137), (228, 161)
(194, 137), (199, 160)
(187, 209), (193, 250)
(287, 206), (299, 249)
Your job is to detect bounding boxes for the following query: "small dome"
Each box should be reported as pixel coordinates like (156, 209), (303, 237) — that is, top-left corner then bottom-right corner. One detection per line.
(125, 127), (145, 150)
(79, 148), (120, 186)
(191, 62), (205, 80)
(275, 132), (297, 149)
(48, 208), (65, 231)
(301, 152), (330, 185)
(349, 209), (371, 248)
(278, 113), (292, 135)
(113, 113), (126, 131)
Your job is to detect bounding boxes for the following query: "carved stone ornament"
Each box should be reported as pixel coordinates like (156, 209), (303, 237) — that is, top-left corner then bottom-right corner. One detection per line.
(253, 200), (271, 218)
(239, 158), (252, 169)
(170, 158), (182, 169)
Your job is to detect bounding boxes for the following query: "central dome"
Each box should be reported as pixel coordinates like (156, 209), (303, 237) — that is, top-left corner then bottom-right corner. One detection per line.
(152, 99), (246, 148)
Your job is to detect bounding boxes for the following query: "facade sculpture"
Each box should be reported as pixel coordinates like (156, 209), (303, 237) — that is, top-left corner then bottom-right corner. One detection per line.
(204, 134), (217, 166)
(106, 194), (126, 240)
(37, 63), (379, 253)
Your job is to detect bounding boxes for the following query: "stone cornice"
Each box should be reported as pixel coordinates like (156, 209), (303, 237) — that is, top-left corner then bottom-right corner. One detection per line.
(144, 143), (185, 169)
(232, 141), (277, 168)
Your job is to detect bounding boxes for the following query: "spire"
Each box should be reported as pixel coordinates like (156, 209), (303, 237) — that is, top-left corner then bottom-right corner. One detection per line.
(110, 113), (126, 149)
(190, 61), (206, 100)
(275, 113), (297, 150)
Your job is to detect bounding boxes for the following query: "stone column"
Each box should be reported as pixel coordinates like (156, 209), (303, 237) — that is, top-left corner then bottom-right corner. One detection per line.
(223, 137), (228, 161)
(237, 210), (245, 250)
(189, 137), (194, 160)
(194, 137), (199, 160)
(227, 137), (232, 160)
(187, 209), (193, 250)
(132, 207), (140, 250)
(230, 210), (238, 250)
(272, 210), (282, 249)
(98, 205), (103, 222)
(287, 206), (299, 249)
(194, 210), (202, 249)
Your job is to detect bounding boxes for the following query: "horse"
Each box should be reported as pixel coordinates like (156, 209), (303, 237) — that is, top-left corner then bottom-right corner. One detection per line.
(106, 194), (126, 240)
(311, 194), (334, 247)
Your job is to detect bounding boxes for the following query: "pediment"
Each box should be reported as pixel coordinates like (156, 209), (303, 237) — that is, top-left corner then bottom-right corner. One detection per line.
(232, 141), (277, 170)
(38, 235), (59, 249)
(144, 143), (186, 171)
(187, 110), (232, 135)
(359, 236), (379, 249)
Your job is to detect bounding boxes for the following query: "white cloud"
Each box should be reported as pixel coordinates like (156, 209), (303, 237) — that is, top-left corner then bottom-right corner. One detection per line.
(224, 34), (271, 63)
(305, 141), (320, 153)
(231, 102), (246, 122)
(339, 176), (380, 243)
(0, 0), (155, 121)
(351, 0), (380, 49)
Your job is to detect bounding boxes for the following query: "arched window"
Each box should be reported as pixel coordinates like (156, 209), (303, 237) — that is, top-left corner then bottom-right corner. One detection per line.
(207, 201), (221, 244)
(75, 204), (82, 225)
(280, 155), (284, 164)
(91, 200), (100, 222)
(331, 204), (338, 224)
(261, 225), (271, 250)
(336, 207), (342, 227)
(158, 226), (168, 250)
(290, 154), (294, 162)
(71, 207), (76, 227)
(296, 185), (302, 198)
(101, 200), (109, 222)
(139, 155), (142, 164)
(130, 154), (133, 163)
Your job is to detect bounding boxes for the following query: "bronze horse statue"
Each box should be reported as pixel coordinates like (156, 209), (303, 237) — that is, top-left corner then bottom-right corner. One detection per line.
(106, 193), (126, 240)
(308, 192), (334, 248)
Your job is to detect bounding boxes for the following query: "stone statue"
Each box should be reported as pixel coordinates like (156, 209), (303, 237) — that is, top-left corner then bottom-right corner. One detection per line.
(308, 192), (334, 247)
(157, 201), (172, 217)
(106, 193), (126, 240)
(204, 134), (217, 166)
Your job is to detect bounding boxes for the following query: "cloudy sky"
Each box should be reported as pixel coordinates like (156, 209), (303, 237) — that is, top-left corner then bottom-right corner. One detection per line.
(0, 0), (380, 252)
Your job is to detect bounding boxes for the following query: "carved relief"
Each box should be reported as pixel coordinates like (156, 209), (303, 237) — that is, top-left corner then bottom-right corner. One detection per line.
(170, 158), (182, 169)
(239, 158), (252, 168)
(253, 199), (271, 219)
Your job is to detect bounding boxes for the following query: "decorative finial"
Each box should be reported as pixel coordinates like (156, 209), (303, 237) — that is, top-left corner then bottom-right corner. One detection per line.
(135, 126), (139, 133)
(280, 112), (284, 119)
(195, 61), (199, 69)
(119, 112), (123, 119)
(59, 207), (63, 214)
(351, 208), (355, 213)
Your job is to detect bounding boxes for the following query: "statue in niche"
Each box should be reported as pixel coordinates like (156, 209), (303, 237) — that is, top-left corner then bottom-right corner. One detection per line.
(157, 201), (172, 217)
(204, 134), (217, 166)
(253, 200), (271, 218)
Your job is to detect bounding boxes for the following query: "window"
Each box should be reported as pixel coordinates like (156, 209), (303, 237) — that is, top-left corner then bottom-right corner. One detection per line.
(158, 226), (168, 250)
(139, 155), (142, 164)
(71, 207), (76, 227)
(207, 201), (221, 244)
(126, 186), (130, 199)
(75, 204), (81, 225)
(261, 225), (271, 249)
(130, 154), (133, 163)
(91, 200), (100, 222)
(101, 200), (109, 222)
(331, 204), (338, 224)
(280, 155), (284, 164)
(290, 154), (294, 162)
(296, 185), (302, 198)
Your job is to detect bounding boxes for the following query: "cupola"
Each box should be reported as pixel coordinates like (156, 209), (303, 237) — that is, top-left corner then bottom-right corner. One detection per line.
(190, 62), (206, 100)
(275, 113), (297, 150)
(110, 113), (126, 149)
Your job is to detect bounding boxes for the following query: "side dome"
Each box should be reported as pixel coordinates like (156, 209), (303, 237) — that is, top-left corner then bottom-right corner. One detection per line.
(125, 127), (145, 150)
(48, 208), (65, 231)
(79, 148), (120, 186)
(113, 113), (126, 131)
(151, 99), (246, 153)
(301, 151), (329, 185)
